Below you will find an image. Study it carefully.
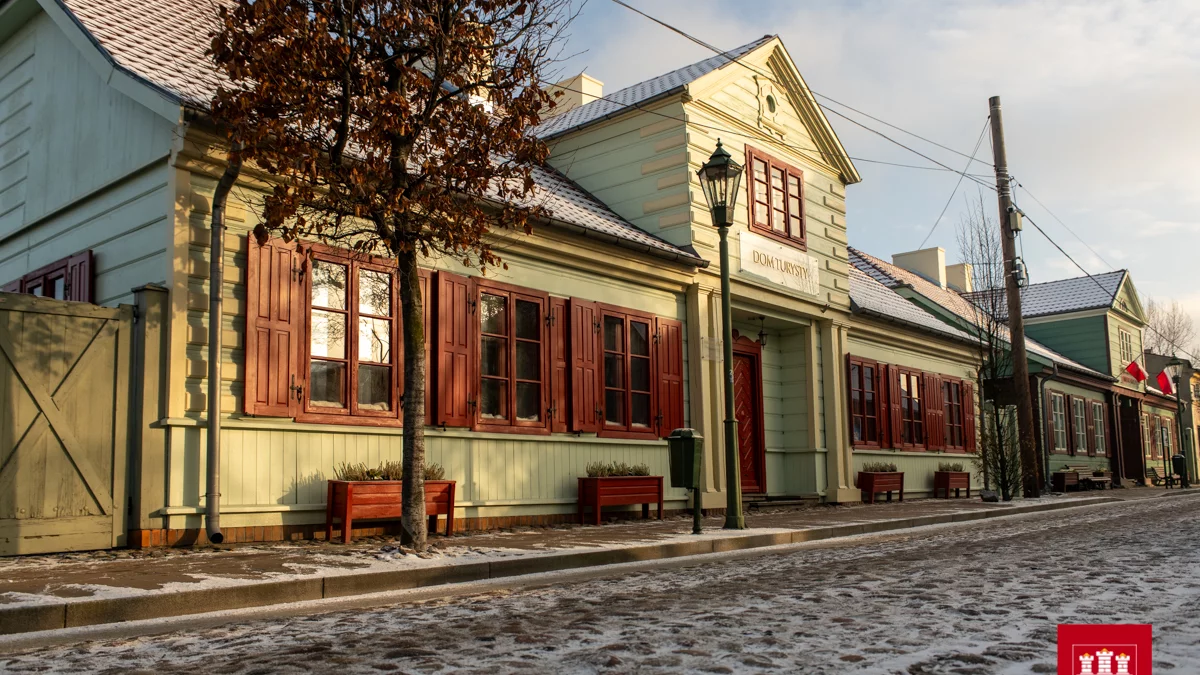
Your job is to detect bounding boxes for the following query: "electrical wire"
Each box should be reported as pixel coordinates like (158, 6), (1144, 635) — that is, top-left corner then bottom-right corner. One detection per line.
(1014, 179), (1117, 272)
(918, 117), (991, 249)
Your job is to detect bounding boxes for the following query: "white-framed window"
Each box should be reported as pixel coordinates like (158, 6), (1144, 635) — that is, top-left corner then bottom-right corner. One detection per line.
(1091, 401), (1106, 456)
(1051, 393), (1068, 452)
(1072, 398), (1088, 454)
(1162, 424), (1173, 457)
(1119, 328), (1134, 365)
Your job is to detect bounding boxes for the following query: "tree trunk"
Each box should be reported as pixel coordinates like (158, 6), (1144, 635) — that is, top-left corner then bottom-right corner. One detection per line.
(993, 408), (1011, 501)
(397, 247), (427, 549)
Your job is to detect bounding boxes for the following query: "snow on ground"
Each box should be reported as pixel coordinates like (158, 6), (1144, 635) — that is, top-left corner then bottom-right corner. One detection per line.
(4, 495), (1198, 674)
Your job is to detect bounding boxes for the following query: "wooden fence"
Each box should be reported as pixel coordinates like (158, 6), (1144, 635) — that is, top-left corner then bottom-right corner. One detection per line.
(0, 293), (133, 555)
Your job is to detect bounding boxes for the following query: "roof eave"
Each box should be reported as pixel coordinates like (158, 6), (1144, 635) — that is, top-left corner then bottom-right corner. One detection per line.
(537, 85), (688, 143)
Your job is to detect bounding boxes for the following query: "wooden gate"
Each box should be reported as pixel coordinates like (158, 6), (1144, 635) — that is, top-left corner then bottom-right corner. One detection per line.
(0, 293), (132, 555)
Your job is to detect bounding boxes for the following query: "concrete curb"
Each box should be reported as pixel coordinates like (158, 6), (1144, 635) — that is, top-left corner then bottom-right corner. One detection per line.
(0, 495), (1128, 636)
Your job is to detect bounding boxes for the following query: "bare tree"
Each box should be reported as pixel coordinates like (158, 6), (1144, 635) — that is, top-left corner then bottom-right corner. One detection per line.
(1143, 296), (1198, 358)
(957, 195), (1027, 501)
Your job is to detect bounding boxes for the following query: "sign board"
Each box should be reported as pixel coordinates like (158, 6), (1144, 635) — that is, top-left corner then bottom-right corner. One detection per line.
(737, 230), (820, 296)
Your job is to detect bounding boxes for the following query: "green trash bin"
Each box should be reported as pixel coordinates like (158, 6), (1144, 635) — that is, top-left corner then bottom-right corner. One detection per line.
(667, 429), (703, 534)
(667, 428), (702, 489)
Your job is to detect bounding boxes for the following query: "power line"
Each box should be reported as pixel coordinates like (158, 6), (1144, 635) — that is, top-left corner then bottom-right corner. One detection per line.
(918, 117), (991, 249)
(607, 0), (993, 174)
(1013, 179), (1117, 272)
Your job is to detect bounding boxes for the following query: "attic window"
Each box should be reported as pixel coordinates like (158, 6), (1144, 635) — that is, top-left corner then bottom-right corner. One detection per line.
(766, 95), (777, 113)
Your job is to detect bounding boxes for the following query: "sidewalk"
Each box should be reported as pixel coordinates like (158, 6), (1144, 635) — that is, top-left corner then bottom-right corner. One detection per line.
(0, 488), (1190, 636)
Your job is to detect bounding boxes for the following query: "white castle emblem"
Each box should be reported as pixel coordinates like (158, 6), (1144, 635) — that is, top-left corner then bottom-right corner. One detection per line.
(1078, 648), (1132, 674)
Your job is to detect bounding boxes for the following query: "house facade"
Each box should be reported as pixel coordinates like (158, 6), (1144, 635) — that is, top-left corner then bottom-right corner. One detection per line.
(0, 0), (989, 549)
(850, 247), (1121, 486)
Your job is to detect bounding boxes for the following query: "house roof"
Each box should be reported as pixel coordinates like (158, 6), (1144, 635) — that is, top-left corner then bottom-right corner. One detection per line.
(849, 267), (976, 345)
(47, 0), (702, 266)
(534, 36), (775, 139)
(962, 270), (1127, 320)
(849, 247), (1113, 381)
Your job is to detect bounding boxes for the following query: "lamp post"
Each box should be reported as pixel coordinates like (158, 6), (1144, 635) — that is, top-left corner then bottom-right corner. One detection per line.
(1167, 357), (1190, 488)
(697, 140), (746, 530)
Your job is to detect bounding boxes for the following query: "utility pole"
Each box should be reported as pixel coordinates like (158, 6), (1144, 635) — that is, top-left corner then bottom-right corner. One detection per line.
(989, 96), (1041, 499)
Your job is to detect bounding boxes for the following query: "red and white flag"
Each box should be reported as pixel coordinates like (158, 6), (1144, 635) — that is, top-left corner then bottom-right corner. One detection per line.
(1157, 369), (1175, 395)
(1125, 360), (1148, 382)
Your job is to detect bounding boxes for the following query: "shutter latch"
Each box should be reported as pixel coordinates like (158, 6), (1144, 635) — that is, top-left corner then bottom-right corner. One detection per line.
(547, 405), (557, 419)
(290, 374), (304, 401)
(594, 405), (602, 423)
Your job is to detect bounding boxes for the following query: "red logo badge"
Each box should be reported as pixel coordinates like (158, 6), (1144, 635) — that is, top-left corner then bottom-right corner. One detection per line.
(1058, 624), (1152, 674)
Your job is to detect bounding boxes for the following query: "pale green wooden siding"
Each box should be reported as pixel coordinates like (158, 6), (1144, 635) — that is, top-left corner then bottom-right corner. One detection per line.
(161, 422), (685, 530)
(1025, 316), (1107, 374)
(0, 11), (174, 306)
(1043, 380), (1111, 473)
(852, 452), (983, 497)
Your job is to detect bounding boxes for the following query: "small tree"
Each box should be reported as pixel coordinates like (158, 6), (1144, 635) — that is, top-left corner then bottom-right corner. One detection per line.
(958, 195), (1027, 500)
(209, 0), (575, 549)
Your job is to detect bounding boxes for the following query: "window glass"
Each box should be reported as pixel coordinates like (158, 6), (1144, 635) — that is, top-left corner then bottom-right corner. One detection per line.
(357, 365), (390, 410)
(310, 361), (346, 408)
(47, 276), (65, 300)
(480, 293), (509, 421)
(1092, 402), (1106, 455)
(1052, 394), (1067, 450)
(358, 269), (390, 315)
(630, 319), (652, 428)
(311, 262), (347, 310)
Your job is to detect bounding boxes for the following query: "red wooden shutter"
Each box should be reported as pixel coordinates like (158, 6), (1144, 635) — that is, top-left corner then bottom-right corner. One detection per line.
(879, 364), (891, 448)
(889, 367), (902, 447)
(244, 236), (301, 417)
(569, 298), (601, 433)
(420, 270), (433, 426)
(549, 297), (569, 433)
(65, 250), (94, 303)
(964, 382), (977, 453)
(924, 372), (943, 451)
(655, 316), (684, 438)
(437, 271), (472, 428)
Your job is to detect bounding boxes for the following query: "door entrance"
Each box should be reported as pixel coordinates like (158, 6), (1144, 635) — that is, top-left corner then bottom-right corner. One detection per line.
(732, 335), (766, 494)
(1118, 397), (1144, 483)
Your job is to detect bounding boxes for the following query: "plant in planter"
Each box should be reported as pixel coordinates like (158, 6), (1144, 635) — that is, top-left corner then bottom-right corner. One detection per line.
(857, 462), (904, 504)
(578, 461), (662, 525)
(326, 461), (456, 544)
(934, 461), (971, 499)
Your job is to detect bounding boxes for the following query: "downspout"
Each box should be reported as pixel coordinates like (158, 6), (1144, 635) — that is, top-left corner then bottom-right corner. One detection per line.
(206, 145), (242, 545)
(1038, 363), (1060, 493)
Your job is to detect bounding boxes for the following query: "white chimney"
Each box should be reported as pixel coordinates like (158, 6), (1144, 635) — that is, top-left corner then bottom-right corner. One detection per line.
(946, 263), (974, 293)
(543, 73), (604, 118)
(892, 247), (947, 288)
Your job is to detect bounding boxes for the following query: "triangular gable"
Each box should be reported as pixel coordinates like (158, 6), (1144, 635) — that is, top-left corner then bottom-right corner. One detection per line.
(686, 37), (860, 185)
(1112, 273), (1147, 325)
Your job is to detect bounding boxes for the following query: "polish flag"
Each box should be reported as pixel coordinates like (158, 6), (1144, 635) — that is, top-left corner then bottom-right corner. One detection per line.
(1125, 360), (1148, 382)
(1158, 369), (1176, 395)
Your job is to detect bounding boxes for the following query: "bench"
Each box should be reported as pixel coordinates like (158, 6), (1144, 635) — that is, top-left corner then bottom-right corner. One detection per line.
(1146, 467), (1179, 488)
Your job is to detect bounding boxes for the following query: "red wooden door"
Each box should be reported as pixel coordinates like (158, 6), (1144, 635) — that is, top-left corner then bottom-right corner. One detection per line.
(733, 352), (765, 493)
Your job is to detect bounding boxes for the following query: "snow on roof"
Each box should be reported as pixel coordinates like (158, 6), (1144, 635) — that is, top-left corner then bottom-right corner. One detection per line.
(52, 0), (700, 265)
(849, 247), (1113, 380)
(533, 36), (776, 139)
(963, 270), (1126, 320)
(849, 267), (976, 344)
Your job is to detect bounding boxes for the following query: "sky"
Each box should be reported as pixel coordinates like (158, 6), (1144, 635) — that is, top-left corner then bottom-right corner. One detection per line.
(550, 0), (1200, 335)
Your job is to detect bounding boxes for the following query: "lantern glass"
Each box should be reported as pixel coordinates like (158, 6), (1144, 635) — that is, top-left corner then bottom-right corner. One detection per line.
(696, 140), (743, 226)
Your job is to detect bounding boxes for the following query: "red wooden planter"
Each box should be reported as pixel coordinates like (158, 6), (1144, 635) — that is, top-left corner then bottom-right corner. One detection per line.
(578, 476), (664, 526)
(325, 479), (456, 544)
(857, 471), (904, 504)
(933, 471), (971, 499)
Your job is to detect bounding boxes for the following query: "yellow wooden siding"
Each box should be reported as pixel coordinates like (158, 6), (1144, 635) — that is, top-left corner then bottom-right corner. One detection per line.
(544, 100), (692, 248)
(1108, 313), (1143, 389)
(853, 451), (983, 497)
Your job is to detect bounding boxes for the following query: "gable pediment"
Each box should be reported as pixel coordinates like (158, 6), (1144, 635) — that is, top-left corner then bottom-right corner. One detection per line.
(686, 39), (860, 185)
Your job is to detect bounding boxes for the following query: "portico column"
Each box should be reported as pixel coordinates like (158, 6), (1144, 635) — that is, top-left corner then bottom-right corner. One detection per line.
(820, 319), (859, 503)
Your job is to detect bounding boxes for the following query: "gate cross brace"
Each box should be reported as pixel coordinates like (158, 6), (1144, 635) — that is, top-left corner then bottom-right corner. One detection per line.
(0, 323), (114, 515)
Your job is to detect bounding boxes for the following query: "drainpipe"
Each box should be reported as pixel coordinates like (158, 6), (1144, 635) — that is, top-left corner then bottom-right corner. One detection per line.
(206, 147), (242, 545)
(1038, 364), (1060, 493)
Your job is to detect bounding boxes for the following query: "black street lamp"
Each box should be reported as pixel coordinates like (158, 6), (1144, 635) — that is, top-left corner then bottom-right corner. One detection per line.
(1167, 356), (1190, 488)
(697, 140), (746, 530)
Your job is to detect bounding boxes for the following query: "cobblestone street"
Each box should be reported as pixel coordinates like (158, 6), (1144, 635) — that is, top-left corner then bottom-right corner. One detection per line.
(5, 495), (1200, 674)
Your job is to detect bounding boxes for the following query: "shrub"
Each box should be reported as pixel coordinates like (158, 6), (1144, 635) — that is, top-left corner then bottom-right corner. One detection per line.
(938, 461), (965, 472)
(585, 461), (652, 477)
(335, 461), (448, 481)
(861, 461), (898, 473)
